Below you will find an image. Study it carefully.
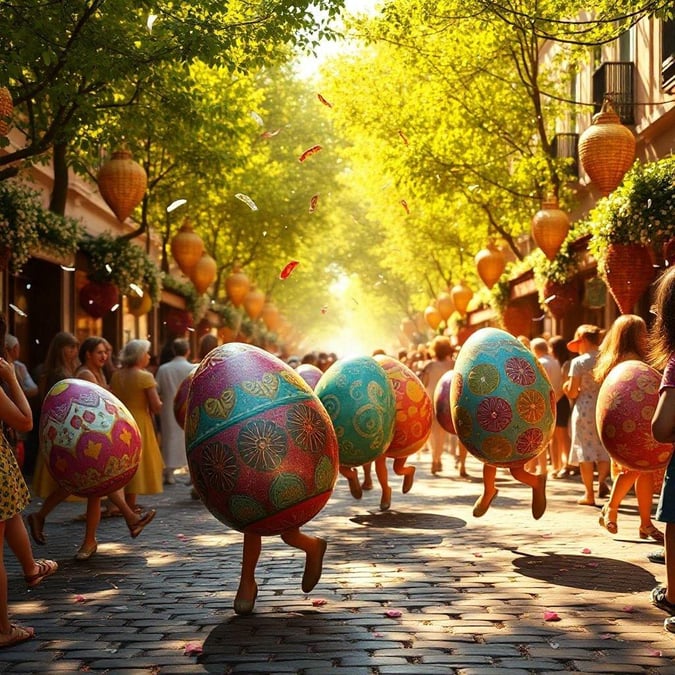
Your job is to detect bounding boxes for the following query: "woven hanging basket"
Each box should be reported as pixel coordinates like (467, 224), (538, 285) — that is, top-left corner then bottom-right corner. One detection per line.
(170, 219), (204, 275)
(531, 197), (570, 261)
(543, 279), (580, 320)
(604, 243), (655, 314)
(79, 281), (120, 319)
(578, 98), (635, 197)
(424, 305), (442, 330)
(475, 242), (506, 288)
(244, 287), (265, 320)
(436, 292), (455, 320)
(97, 148), (148, 222)
(0, 87), (13, 137)
(127, 291), (153, 317)
(450, 281), (473, 316)
(189, 251), (217, 295)
(225, 266), (251, 307)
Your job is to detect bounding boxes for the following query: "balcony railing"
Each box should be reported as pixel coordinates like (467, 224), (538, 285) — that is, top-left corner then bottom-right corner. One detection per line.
(592, 62), (634, 125)
(551, 133), (579, 177)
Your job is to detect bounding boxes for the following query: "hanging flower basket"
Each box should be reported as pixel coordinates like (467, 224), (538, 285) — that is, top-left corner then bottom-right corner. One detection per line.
(542, 279), (580, 320)
(79, 281), (120, 319)
(604, 243), (655, 314)
(0, 86), (13, 137)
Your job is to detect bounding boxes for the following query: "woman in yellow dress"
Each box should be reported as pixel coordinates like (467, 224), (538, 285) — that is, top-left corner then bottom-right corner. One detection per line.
(110, 339), (163, 511)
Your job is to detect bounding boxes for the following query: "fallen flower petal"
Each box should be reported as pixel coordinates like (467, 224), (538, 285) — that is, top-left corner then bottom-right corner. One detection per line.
(235, 193), (258, 211)
(543, 611), (560, 621)
(299, 145), (322, 162)
(600, 633), (613, 640)
(184, 642), (203, 656)
(400, 199), (410, 214)
(280, 260), (299, 280)
(621, 605), (635, 613)
(581, 548), (592, 554)
(309, 194), (319, 213)
(312, 598), (328, 606)
(317, 94), (333, 108)
(398, 130), (409, 146)
(648, 649), (663, 657)
(74, 594), (87, 603)
(385, 609), (402, 618)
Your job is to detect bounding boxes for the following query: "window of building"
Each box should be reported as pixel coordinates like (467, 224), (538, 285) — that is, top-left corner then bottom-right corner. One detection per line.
(663, 19), (675, 91)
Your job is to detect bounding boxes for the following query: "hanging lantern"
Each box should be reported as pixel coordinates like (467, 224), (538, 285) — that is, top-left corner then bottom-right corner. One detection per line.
(424, 305), (442, 330)
(604, 243), (655, 314)
(244, 287), (265, 320)
(97, 148), (148, 222)
(531, 197), (570, 261)
(170, 219), (204, 276)
(261, 302), (281, 332)
(189, 251), (217, 295)
(436, 292), (454, 320)
(225, 266), (250, 307)
(450, 281), (473, 316)
(578, 98), (636, 197)
(474, 241), (506, 288)
(0, 86), (13, 137)
(127, 290), (152, 317)
(79, 281), (119, 319)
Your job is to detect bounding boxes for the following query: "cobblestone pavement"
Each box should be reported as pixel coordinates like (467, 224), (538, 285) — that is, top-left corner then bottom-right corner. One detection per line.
(2, 453), (674, 674)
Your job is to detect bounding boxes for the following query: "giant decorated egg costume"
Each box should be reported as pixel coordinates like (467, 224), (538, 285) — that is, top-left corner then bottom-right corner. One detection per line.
(433, 369), (456, 434)
(374, 355), (432, 458)
(173, 370), (195, 430)
(314, 355), (396, 467)
(39, 379), (141, 497)
(295, 363), (324, 390)
(185, 343), (339, 536)
(450, 328), (555, 467)
(596, 360), (673, 471)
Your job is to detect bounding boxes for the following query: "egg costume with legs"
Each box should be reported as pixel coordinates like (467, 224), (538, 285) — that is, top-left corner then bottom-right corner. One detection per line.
(450, 329), (555, 519)
(185, 344), (339, 615)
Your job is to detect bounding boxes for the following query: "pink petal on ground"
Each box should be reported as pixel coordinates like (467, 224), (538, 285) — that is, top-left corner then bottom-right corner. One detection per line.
(587, 562), (599, 568)
(648, 649), (663, 656)
(74, 594), (87, 603)
(373, 632), (384, 637)
(183, 642), (203, 656)
(385, 609), (402, 618)
(599, 633), (613, 639)
(312, 598), (328, 606)
(543, 611), (560, 621)
(581, 548), (592, 554)
(621, 605), (635, 613)
(473, 552), (483, 557)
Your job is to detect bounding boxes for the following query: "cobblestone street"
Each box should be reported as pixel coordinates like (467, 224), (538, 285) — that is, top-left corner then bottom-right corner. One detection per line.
(2, 453), (674, 674)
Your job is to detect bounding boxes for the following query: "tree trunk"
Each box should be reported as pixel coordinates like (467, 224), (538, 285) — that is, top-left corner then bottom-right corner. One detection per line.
(49, 141), (68, 215)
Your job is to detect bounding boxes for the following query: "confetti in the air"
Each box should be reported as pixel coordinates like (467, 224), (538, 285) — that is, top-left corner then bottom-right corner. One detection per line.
(317, 93), (333, 108)
(400, 199), (410, 214)
(299, 145), (322, 162)
(9, 304), (27, 318)
(260, 129), (281, 139)
(398, 130), (409, 145)
(235, 193), (258, 211)
(250, 111), (264, 126)
(309, 194), (319, 213)
(147, 14), (158, 32)
(543, 610), (560, 622)
(280, 260), (299, 280)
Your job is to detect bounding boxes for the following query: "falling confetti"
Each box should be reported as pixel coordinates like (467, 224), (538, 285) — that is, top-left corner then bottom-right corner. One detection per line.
(146, 14), (158, 32)
(309, 194), (319, 213)
(299, 145), (322, 162)
(400, 199), (410, 214)
(543, 610), (560, 622)
(312, 598), (328, 606)
(250, 111), (264, 126)
(235, 193), (258, 211)
(280, 260), (299, 280)
(398, 130), (409, 145)
(9, 303), (27, 318)
(317, 93), (333, 108)
(260, 129), (281, 139)
(184, 642), (203, 656)
(385, 609), (402, 618)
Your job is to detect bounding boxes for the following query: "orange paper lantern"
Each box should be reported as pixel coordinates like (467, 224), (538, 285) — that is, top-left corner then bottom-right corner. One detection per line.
(225, 266), (250, 307)
(0, 87), (13, 137)
(189, 252), (217, 295)
(97, 148), (148, 222)
(170, 219), (204, 276)
(244, 287), (265, 320)
(450, 281), (473, 316)
(436, 292), (455, 320)
(578, 98), (636, 197)
(424, 305), (442, 330)
(531, 197), (570, 261)
(475, 242), (506, 288)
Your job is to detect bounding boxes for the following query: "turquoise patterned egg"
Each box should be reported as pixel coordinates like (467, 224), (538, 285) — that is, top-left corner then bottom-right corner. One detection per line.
(185, 343), (339, 536)
(314, 356), (396, 467)
(39, 379), (141, 498)
(450, 328), (555, 467)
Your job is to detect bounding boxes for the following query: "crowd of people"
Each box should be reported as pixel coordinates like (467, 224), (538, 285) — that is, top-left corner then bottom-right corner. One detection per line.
(0, 265), (674, 641)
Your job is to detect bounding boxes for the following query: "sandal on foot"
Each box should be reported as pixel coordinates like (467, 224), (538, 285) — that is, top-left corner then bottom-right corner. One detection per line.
(0, 624), (34, 649)
(129, 509), (156, 538)
(75, 542), (97, 561)
(640, 524), (665, 543)
(651, 586), (675, 614)
(599, 505), (618, 534)
(25, 559), (58, 588)
(26, 513), (45, 546)
(233, 582), (258, 615)
(302, 538), (327, 593)
(473, 490), (498, 518)
(379, 485), (392, 511)
(402, 467), (415, 494)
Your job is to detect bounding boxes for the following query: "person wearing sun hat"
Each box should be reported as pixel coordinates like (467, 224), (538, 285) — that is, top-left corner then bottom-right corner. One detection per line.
(562, 324), (610, 506)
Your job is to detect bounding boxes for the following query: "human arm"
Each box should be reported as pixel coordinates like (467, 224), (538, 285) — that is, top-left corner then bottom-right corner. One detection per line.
(141, 371), (163, 415)
(14, 361), (38, 398)
(0, 357), (32, 432)
(652, 388), (675, 444)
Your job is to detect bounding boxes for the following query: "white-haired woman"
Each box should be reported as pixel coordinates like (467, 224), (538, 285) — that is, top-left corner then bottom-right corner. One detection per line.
(110, 339), (163, 512)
